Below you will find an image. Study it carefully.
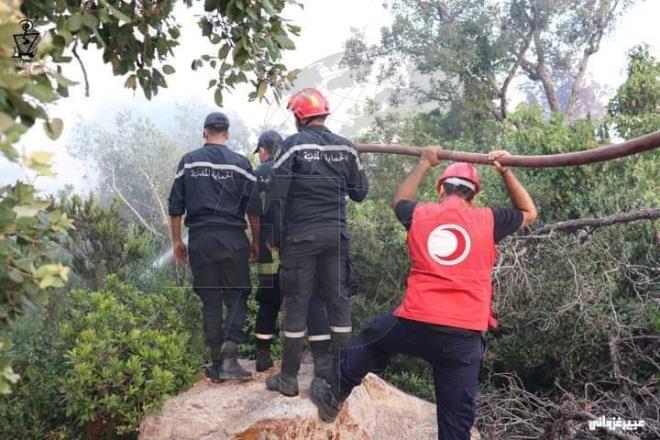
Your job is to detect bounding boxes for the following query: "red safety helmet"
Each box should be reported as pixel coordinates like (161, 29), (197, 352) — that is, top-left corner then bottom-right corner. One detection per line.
(437, 162), (481, 194)
(287, 88), (331, 120)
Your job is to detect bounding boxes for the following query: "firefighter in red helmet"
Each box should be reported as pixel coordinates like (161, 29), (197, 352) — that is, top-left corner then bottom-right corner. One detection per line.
(264, 88), (368, 396)
(310, 148), (537, 440)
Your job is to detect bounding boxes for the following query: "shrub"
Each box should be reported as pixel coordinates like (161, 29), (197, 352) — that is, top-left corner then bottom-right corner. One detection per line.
(57, 275), (202, 437)
(0, 313), (73, 439)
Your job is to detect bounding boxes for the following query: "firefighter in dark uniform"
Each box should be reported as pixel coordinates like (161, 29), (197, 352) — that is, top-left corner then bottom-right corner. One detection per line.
(310, 148), (538, 440)
(168, 112), (260, 382)
(253, 130), (333, 378)
(264, 89), (369, 396)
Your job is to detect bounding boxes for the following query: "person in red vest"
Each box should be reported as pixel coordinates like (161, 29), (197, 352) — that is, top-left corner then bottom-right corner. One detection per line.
(310, 147), (537, 440)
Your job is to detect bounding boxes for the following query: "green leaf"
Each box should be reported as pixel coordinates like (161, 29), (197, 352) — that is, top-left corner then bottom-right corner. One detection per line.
(44, 119), (64, 140)
(124, 74), (137, 89)
(13, 205), (40, 218)
(82, 14), (98, 28)
(51, 71), (78, 87)
(100, 0), (132, 24)
(24, 82), (59, 103)
(256, 80), (267, 99)
(0, 113), (14, 132)
(261, 0), (275, 14)
(218, 44), (231, 60)
(162, 65), (175, 75)
(204, 0), (218, 12)
(274, 34), (295, 50)
(214, 87), (223, 106)
(68, 14), (83, 32)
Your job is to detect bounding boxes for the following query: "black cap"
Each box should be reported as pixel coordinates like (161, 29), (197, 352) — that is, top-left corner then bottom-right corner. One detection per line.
(254, 130), (283, 154)
(204, 112), (230, 130)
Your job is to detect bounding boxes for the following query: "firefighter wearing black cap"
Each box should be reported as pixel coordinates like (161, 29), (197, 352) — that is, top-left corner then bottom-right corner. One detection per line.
(252, 130), (333, 378)
(264, 89), (369, 396)
(168, 112), (259, 382)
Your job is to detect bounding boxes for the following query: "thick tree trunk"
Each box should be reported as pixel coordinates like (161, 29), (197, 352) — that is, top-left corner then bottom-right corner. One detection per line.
(355, 131), (660, 168)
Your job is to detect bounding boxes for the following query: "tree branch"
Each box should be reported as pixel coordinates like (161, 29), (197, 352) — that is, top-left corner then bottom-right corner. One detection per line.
(516, 209), (660, 239)
(499, 31), (534, 119)
(137, 166), (169, 237)
(72, 39), (90, 97)
(110, 166), (165, 239)
(532, 31), (561, 113)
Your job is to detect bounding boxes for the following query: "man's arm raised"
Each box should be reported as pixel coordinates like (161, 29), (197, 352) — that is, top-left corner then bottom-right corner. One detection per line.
(490, 150), (538, 227)
(392, 147), (443, 209)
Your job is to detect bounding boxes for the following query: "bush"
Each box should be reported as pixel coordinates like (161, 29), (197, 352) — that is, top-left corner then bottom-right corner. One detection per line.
(57, 275), (201, 437)
(0, 273), (204, 439)
(0, 313), (73, 439)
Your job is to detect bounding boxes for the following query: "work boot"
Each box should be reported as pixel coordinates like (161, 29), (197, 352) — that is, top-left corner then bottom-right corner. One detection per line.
(205, 358), (223, 382)
(310, 340), (333, 383)
(216, 341), (252, 381)
(255, 340), (274, 372)
(310, 377), (344, 423)
(265, 371), (299, 396)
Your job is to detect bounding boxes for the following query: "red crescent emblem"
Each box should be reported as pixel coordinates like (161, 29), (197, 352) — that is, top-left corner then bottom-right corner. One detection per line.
(427, 224), (471, 266)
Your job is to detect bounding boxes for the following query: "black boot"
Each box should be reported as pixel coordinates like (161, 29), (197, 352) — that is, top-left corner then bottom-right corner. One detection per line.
(310, 340), (333, 383)
(310, 377), (345, 423)
(216, 341), (252, 381)
(265, 336), (303, 396)
(205, 344), (223, 382)
(310, 333), (353, 422)
(255, 340), (274, 372)
(265, 371), (299, 396)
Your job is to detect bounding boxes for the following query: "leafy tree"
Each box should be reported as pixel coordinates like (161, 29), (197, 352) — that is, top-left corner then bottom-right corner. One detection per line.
(56, 192), (158, 290)
(609, 44), (660, 139)
(343, 0), (639, 139)
(68, 106), (254, 242)
(1, 0), (300, 393)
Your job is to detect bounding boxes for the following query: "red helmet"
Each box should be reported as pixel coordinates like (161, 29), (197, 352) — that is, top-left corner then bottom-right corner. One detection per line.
(287, 88), (330, 120)
(437, 162), (481, 194)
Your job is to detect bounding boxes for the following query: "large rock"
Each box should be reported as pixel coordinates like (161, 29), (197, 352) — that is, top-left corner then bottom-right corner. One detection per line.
(139, 360), (481, 440)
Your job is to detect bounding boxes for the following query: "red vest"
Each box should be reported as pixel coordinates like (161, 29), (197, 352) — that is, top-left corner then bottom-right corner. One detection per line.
(394, 196), (498, 332)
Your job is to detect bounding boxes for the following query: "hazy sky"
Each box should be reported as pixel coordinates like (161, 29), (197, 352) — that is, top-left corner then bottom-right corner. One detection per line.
(1, 0), (658, 192)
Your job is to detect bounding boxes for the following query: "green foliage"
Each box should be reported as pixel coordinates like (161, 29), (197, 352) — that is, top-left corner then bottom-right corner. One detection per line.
(609, 45), (660, 139)
(0, 272), (204, 439)
(484, 223), (659, 393)
(0, 182), (72, 323)
(347, 48), (659, 403)
(0, 313), (73, 438)
(383, 356), (436, 402)
(20, 0), (300, 105)
(58, 276), (199, 436)
(1, 0), (301, 395)
(344, 0), (637, 132)
(56, 193), (158, 290)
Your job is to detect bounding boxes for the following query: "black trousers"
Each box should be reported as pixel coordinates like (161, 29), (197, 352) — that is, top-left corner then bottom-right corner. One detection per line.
(279, 228), (352, 375)
(189, 228), (251, 359)
(255, 274), (330, 342)
(339, 313), (484, 440)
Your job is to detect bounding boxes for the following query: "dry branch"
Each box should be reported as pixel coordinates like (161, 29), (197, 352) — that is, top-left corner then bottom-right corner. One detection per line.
(519, 209), (660, 238)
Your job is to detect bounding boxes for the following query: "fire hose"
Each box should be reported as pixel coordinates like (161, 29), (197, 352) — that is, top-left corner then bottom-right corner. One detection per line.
(355, 130), (660, 167)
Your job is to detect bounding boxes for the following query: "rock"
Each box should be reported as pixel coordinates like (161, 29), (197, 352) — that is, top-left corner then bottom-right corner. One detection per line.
(139, 360), (481, 440)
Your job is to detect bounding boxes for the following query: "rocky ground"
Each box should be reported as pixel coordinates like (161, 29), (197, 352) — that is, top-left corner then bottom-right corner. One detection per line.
(139, 359), (481, 440)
